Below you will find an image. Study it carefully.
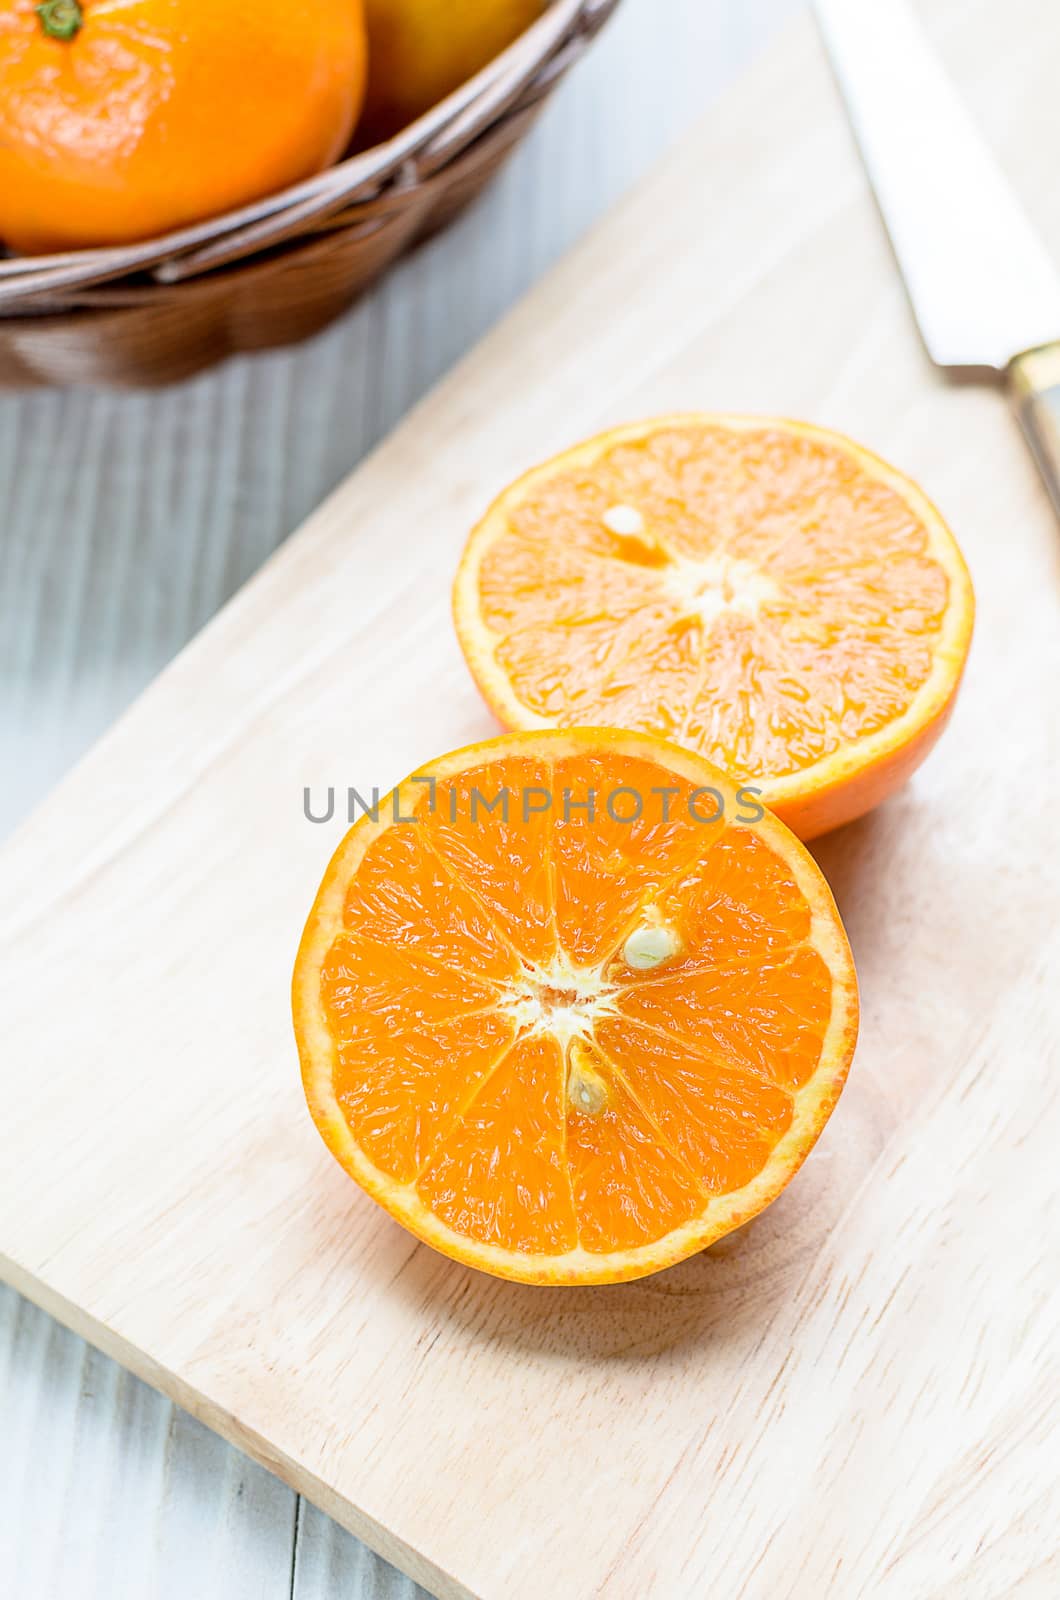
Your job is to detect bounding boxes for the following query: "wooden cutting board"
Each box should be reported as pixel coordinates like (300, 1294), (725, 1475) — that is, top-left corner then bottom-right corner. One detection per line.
(3, 3), (1058, 1595)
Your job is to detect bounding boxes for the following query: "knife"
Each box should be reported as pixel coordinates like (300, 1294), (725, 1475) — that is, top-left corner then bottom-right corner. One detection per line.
(813, 0), (1060, 519)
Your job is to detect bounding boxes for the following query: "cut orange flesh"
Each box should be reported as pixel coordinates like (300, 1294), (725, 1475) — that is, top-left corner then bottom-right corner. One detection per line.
(293, 730), (858, 1284)
(453, 415), (975, 838)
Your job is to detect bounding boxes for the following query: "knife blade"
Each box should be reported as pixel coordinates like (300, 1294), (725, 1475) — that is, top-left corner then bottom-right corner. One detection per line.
(813, 0), (1060, 517)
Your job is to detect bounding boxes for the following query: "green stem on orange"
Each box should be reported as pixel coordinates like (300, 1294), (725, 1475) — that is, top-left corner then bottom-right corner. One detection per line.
(36, 0), (83, 40)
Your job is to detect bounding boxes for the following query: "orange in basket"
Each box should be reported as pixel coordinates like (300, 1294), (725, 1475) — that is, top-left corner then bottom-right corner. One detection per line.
(293, 730), (858, 1285)
(360, 0), (546, 141)
(453, 415), (975, 839)
(0, 0), (368, 253)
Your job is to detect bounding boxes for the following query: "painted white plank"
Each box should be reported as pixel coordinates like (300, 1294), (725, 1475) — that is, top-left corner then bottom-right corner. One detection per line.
(0, 1284), (296, 1600)
(294, 1501), (434, 1600)
(0, 4), (800, 1596)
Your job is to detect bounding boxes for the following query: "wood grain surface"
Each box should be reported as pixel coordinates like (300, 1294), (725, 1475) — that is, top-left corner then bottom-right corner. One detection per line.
(2, 1), (1058, 1596)
(0, 4), (799, 1594)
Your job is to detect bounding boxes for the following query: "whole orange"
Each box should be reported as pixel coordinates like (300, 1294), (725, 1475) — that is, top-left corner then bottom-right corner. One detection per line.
(0, 0), (368, 253)
(360, 0), (546, 142)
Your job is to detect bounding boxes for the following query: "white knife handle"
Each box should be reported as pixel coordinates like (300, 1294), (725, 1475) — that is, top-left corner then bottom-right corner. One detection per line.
(1009, 344), (1060, 522)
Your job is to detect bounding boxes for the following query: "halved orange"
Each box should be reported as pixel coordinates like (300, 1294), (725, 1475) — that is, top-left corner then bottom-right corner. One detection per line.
(453, 415), (975, 839)
(293, 729), (858, 1284)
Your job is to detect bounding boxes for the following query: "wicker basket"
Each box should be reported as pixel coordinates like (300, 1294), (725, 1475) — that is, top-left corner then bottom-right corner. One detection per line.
(0, 0), (620, 388)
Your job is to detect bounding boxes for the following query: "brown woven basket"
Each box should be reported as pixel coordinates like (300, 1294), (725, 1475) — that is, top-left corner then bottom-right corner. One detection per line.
(0, 0), (620, 389)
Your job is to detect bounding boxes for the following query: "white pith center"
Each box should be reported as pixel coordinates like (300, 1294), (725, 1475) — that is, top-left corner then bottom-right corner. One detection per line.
(664, 552), (781, 624)
(600, 507), (781, 624)
(497, 927), (680, 1116)
(498, 957), (621, 1049)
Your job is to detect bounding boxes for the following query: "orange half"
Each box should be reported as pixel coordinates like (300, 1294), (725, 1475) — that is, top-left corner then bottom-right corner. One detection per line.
(453, 415), (975, 838)
(293, 730), (858, 1284)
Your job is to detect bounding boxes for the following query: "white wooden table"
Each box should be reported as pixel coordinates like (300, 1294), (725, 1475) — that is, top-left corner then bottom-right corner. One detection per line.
(0, 2), (798, 1593)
